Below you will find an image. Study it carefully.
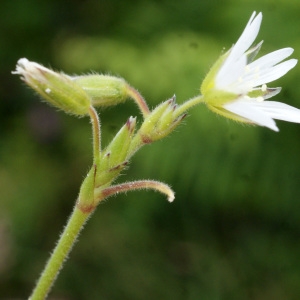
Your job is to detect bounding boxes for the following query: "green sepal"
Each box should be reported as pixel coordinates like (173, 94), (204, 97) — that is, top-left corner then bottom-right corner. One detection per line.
(73, 75), (128, 107)
(202, 88), (237, 107)
(201, 51), (229, 95)
(139, 99), (172, 135)
(95, 161), (128, 188)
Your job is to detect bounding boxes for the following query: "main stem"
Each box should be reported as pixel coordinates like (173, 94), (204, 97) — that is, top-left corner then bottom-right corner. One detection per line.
(30, 106), (102, 299)
(29, 207), (91, 300)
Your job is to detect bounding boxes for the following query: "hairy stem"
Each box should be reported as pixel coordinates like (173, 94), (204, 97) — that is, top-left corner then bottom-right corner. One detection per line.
(126, 84), (150, 118)
(174, 95), (204, 117)
(29, 207), (91, 300)
(97, 180), (175, 203)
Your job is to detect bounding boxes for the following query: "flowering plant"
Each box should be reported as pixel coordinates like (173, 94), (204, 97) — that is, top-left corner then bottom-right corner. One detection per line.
(12, 11), (300, 299)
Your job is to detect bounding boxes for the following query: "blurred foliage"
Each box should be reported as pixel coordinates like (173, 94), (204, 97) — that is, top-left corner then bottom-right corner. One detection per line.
(1, 0), (300, 299)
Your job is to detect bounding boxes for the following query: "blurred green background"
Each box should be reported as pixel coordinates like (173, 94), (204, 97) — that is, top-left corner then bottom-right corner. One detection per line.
(1, 0), (300, 299)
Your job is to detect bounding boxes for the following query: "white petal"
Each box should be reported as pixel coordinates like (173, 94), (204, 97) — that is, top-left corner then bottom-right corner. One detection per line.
(224, 99), (279, 131)
(250, 101), (300, 123)
(217, 12), (262, 82)
(230, 59), (297, 91)
(263, 87), (282, 99)
(232, 12), (262, 59)
(248, 59), (298, 87)
(229, 49), (297, 91)
(216, 55), (246, 89)
(245, 87), (282, 99)
(248, 48), (294, 70)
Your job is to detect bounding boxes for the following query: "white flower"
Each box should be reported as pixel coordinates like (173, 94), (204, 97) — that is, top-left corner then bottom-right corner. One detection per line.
(201, 11), (299, 131)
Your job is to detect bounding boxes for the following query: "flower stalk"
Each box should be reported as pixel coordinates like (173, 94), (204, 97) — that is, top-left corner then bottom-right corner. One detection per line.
(89, 105), (101, 165)
(98, 180), (175, 203)
(125, 84), (150, 118)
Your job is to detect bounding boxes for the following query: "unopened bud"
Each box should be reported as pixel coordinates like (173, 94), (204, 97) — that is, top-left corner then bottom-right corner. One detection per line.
(103, 116), (136, 165)
(138, 96), (186, 143)
(12, 58), (91, 116)
(96, 117), (136, 187)
(73, 75), (128, 107)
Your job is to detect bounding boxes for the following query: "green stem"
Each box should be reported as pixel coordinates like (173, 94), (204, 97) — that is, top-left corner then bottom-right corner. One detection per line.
(89, 105), (101, 165)
(125, 84), (150, 118)
(29, 207), (91, 300)
(174, 95), (204, 118)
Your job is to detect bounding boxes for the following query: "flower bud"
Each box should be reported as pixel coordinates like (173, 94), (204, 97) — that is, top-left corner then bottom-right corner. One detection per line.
(138, 96), (186, 144)
(72, 75), (128, 107)
(12, 58), (91, 116)
(96, 117), (136, 187)
(102, 116), (136, 165)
